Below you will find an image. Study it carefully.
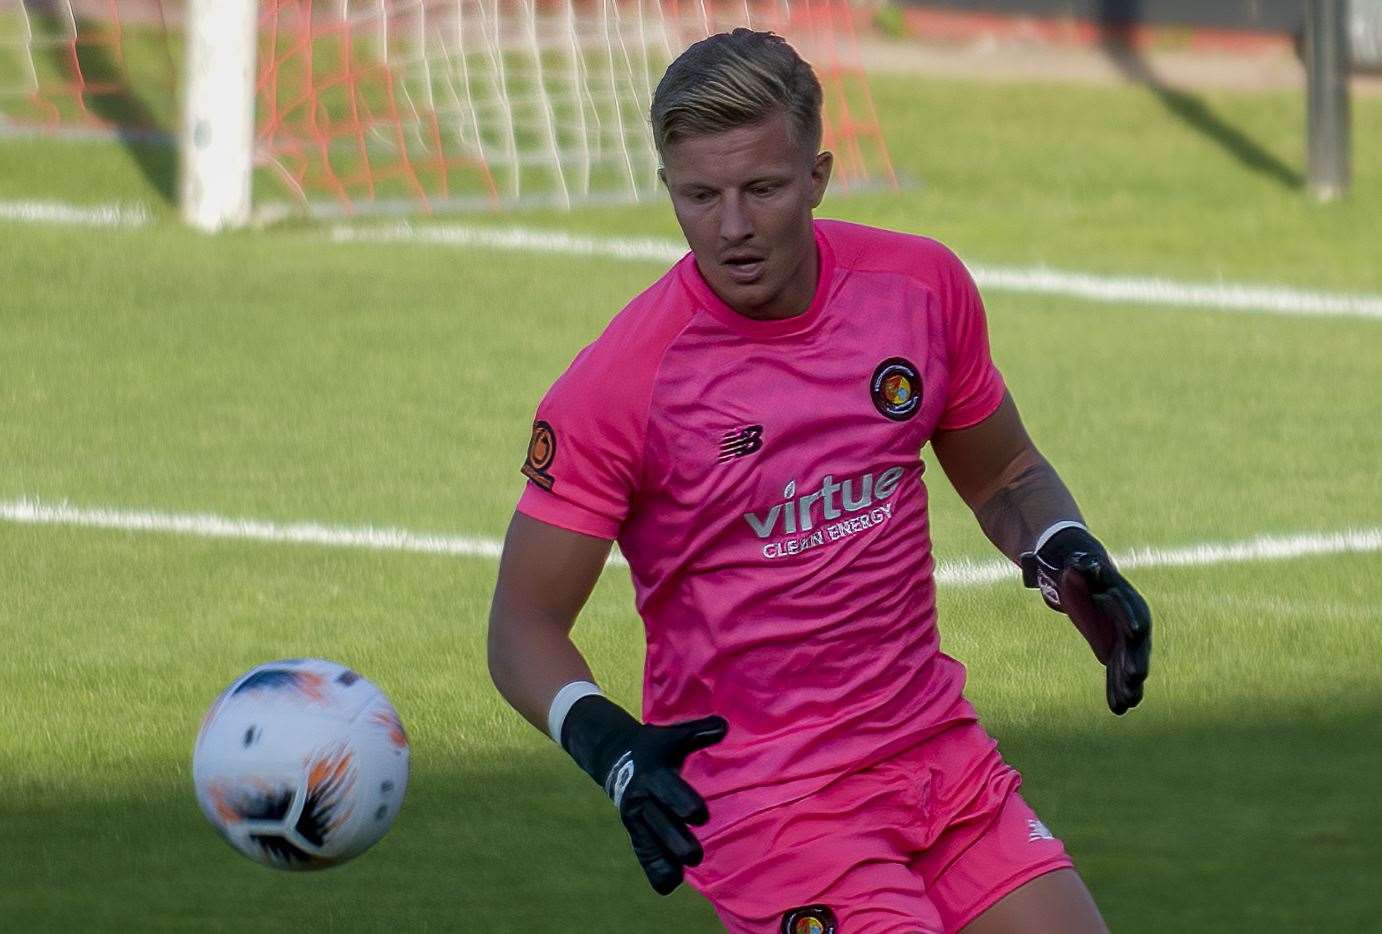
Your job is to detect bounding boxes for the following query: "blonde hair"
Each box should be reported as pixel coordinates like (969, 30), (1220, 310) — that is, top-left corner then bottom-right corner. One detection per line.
(651, 29), (823, 161)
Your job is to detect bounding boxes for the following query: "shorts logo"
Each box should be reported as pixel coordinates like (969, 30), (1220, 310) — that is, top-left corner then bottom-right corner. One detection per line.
(1027, 818), (1055, 842)
(521, 420), (557, 491)
(781, 905), (837, 934)
(870, 356), (922, 421)
(719, 424), (764, 462)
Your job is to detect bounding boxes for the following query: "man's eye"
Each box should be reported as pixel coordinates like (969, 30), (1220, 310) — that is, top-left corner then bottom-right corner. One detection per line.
(688, 191), (714, 203)
(750, 185), (779, 197)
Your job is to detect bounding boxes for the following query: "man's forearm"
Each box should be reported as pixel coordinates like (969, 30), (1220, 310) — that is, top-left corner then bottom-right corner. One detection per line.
(973, 448), (1084, 563)
(487, 610), (600, 739)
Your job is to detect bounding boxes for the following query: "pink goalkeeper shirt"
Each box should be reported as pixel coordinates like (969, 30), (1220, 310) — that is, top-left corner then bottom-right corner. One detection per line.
(516, 219), (1008, 838)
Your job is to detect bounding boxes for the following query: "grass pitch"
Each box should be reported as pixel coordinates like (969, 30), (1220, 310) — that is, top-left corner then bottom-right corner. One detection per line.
(2, 70), (1381, 932)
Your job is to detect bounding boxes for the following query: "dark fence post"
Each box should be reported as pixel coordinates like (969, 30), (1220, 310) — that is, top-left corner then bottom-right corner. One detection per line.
(1305, 0), (1351, 201)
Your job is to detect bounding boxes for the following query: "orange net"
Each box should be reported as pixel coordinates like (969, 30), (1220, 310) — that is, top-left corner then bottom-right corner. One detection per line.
(1, 0), (895, 216)
(0, 0), (177, 137)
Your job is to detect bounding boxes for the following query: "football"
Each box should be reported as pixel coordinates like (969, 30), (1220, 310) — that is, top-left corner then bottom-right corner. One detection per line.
(192, 658), (409, 870)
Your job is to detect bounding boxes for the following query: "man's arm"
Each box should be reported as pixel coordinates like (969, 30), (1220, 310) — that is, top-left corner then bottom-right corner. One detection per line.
(930, 392), (1081, 563)
(932, 393), (1152, 714)
(488, 511), (727, 894)
(487, 511), (609, 734)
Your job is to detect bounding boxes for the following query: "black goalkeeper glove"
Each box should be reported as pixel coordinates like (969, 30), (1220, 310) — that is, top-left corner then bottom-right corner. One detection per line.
(560, 695), (728, 895)
(1022, 526), (1152, 715)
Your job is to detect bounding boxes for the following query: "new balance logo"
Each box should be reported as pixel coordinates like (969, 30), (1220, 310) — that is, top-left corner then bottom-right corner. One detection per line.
(718, 424), (764, 462)
(1027, 819), (1055, 842)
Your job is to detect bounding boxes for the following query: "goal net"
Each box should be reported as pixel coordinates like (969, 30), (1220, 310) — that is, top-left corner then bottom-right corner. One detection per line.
(1, 0), (894, 220)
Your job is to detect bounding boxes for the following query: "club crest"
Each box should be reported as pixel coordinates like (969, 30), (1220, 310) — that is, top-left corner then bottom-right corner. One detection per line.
(870, 357), (922, 421)
(781, 905), (837, 934)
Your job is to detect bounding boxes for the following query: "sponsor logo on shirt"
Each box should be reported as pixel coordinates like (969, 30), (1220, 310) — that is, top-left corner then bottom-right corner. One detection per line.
(781, 905), (837, 934)
(1028, 818), (1056, 842)
(870, 356), (922, 421)
(521, 420), (557, 491)
(718, 424), (764, 462)
(744, 466), (905, 559)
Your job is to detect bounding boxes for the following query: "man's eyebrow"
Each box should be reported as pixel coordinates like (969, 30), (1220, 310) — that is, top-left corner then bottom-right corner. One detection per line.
(678, 173), (791, 192)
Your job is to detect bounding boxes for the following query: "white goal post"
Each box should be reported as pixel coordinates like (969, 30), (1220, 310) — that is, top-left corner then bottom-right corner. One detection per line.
(181, 0), (258, 231)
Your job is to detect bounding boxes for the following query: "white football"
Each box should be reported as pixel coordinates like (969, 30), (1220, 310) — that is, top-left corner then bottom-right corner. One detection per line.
(193, 658), (409, 870)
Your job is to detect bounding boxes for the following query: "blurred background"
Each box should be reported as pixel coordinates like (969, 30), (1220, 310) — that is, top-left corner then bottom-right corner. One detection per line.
(1, 1), (1379, 931)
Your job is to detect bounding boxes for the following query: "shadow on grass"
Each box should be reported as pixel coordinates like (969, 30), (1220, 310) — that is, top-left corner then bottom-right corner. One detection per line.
(28, 0), (177, 205)
(1095, 0), (1304, 190)
(6, 705), (1378, 933)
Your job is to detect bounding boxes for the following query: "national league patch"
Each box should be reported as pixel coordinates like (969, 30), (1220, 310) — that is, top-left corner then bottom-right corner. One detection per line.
(521, 419), (557, 490)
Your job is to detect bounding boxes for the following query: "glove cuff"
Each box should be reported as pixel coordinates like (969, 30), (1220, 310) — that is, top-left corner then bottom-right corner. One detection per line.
(547, 680), (604, 744)
(1038, 524), (1109, 568)
(1033, 520), (1089, 555)
(1020, 521), (1088, 590)
(560, 693), (641, 796)
(1021, 524), (1110, 611)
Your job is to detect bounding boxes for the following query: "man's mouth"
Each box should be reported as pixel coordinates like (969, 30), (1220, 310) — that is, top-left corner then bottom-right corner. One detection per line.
(722, 256), (765, 284)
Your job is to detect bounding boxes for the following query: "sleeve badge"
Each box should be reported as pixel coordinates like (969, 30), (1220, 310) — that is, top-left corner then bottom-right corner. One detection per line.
(520, 420), (557, 491)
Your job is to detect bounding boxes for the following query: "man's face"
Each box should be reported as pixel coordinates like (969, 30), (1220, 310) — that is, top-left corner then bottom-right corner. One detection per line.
(661, 111), (832, 320)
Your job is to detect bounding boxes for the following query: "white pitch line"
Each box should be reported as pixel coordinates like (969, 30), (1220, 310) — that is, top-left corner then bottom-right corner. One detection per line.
(330, 221), (684, 264)
(1117, 528), (1382, 570)
(0, 498), (507, 562)
(2, 198), (1376, 317)
(3, 498), (1380, 584)
(937, 527), (1382, 586)
(967, 263), (1382, 319)
(0, 199), (150, 228)
(329, 222), (1382, 320)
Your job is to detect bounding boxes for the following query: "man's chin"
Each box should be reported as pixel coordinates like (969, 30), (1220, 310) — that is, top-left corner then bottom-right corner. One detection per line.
(714, 277), (780, 319)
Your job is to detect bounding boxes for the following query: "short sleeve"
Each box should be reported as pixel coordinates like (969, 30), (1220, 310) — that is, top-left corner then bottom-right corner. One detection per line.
(937, 250), (1006, 431)
(514, 344), (646, 541)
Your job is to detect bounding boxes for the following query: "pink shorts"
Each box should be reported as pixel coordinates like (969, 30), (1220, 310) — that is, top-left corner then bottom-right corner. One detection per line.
(685, 722), (1074, 934)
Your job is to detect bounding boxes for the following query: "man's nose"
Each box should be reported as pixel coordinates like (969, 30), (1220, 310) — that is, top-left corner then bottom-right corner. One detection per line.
(718, 192), (753, 243)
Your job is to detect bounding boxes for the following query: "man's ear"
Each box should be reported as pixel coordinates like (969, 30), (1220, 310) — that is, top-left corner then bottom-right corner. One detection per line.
(658, 166), (667, 188)
(809, 151), (833, 208)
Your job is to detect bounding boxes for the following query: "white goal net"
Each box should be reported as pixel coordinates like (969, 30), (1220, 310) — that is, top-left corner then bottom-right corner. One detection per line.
(1, 0), (894, 220)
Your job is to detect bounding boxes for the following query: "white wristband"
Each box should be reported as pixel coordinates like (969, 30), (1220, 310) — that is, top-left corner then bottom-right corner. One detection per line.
(546, 680), (604, 745)
(1033, 520), (1089, 555)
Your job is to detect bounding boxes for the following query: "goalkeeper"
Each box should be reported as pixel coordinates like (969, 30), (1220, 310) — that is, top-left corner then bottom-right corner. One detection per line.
(488, 28), (1150, 934)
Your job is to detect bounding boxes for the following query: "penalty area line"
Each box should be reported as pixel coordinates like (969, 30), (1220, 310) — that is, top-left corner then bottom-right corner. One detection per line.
(0, 199), (151, 228)
(0, 498), (508, 563)
(2, 198), (1377, 318)
(328, 222), (1382, 320)
(937, 527), (1382, 586)
(3, 498), (1381, 585)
